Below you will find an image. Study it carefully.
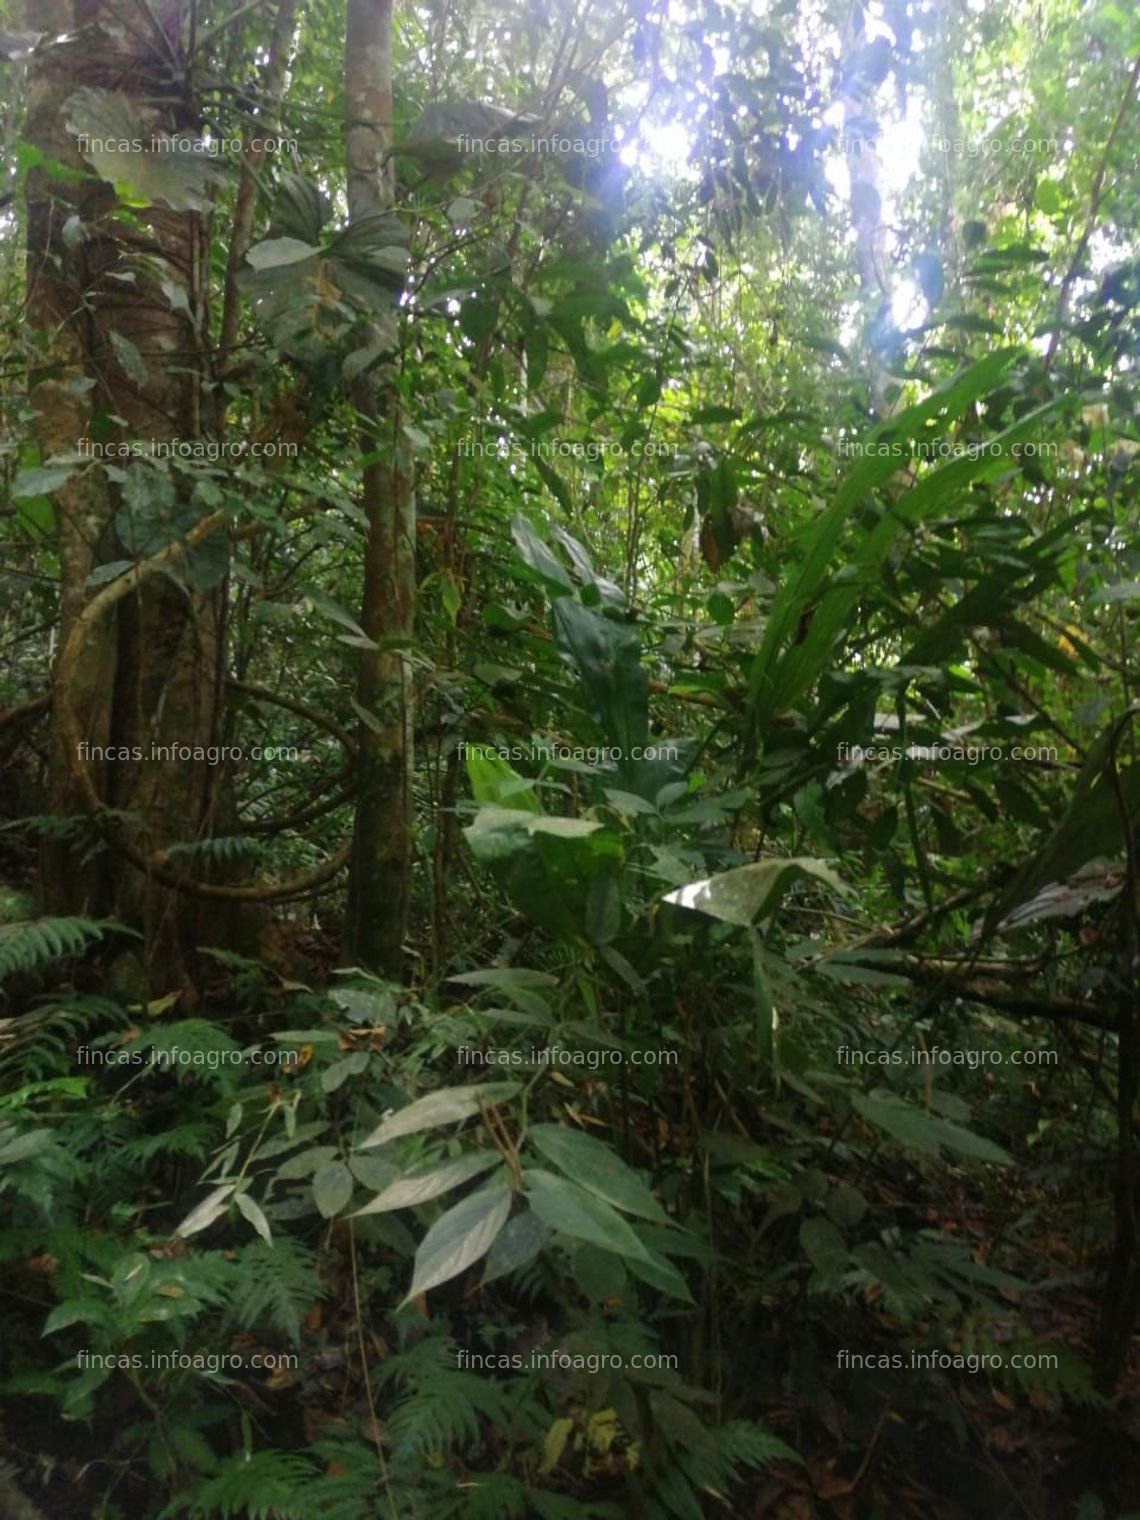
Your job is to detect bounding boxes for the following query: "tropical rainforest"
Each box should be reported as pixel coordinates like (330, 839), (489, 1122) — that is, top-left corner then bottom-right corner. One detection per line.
(1, 0), (1139, 1514)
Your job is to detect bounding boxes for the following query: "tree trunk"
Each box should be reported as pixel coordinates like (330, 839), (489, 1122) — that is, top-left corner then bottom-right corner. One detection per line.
(343, 0), (415, 978)
(25, 0), (231, 982)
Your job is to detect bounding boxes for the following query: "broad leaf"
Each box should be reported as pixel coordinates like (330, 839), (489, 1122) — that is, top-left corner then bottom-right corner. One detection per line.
(312, 1161), (354, 1217)
(482, 1208), (552, 1285)
(353, 1152), (501, 1215)
(523, 1169), (653, 1263)
(175, 1184), (236, 1239)
(235, 1192), (273, 1244)
(65, 88), (227, 211)
(357, 1082), (519, 1150)
(404, 1186), (512, 1302)
(527, 1124), (667, 1222)
(664, 858), (846, 926)
(852, 1091), (1011, 1166)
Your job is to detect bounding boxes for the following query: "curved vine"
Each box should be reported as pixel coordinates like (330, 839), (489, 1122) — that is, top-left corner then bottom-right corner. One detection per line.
(55, 515), (352, 903)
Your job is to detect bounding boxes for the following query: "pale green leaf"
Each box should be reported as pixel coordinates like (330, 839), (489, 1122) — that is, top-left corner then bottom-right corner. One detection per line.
(404, 1186), (512, 1302)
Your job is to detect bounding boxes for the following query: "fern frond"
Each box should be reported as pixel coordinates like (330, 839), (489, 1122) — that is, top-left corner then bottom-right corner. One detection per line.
(118, 1124), (214, 1165)
(165, 836), (267, 868)
(454, 1472), (527, 1520)
(135, 1020), (244, 1071)
(292, 1440), (392, 1520)
(0, 917), (123, 981)
(225, 1238), (326, 1345)
(0, 996), (130, 1082)
(1, 814), (105, 854)
(384, 1370), (499, 1462)
(714, 1419), (800, 1472)
(377, 1336), (518, 1466)
(174, 1449), (319, 1518)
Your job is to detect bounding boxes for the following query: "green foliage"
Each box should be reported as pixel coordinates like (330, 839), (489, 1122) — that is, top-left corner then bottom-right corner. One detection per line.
(0, 917), (124, 980)
(225, 1238), (325, 1346)
(379, 1337), (536, 1466)
(161, 1450), (321, 1519)
(3, 0), (1139, 1514)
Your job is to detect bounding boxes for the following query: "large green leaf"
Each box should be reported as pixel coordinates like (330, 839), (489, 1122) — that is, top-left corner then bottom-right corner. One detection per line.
(312, 1160), (354, 1218)
(352, 1152), (502, 1215)
(851, 1091), (1011, 1165)
(357, 1082), (519, 1150)
(527, 1124), (667, 1222)
(552, 597), (649, 758)
(523, 1169), (653, 1263)
(465, 749), (540, 812)
(12, 464), (78, 498)
(175, 1184), (236, 1239)
(663, 858), (847, 926)
(464, 806), (622, 943)
(65, 88), (228, 211)
(511, 514), (574, 594)
(238, 209), (407, 362)
(623, 1247), (695, 1303)
(482, 1208), (552, 1285)
(985, 708), (1140, 933)
(404, 1186), (512, 1302)
(464, 806), (607, 857)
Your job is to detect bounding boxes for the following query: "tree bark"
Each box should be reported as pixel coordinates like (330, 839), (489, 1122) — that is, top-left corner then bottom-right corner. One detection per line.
(343, 0), (415, 978)
(24, 0), (231, 980)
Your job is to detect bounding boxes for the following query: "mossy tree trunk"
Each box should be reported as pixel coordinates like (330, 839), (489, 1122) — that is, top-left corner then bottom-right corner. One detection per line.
(24, 0), (231, 980)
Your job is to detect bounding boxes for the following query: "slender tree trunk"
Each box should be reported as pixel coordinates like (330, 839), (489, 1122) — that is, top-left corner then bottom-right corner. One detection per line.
(343, 0), (415, 977)
(25, 0), (230, 981)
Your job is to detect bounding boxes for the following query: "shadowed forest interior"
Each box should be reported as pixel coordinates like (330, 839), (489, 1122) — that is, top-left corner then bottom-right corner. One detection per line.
(2, 0), (1140, 1515)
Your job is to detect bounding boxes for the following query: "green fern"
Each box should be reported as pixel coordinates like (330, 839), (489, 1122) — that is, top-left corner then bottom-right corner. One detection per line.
(713, 1419), (801, 1473)
(165, 836), (268, 868)
(162, 1449), (319, 1518)
(961, 1318), (1103, 1407)
(225, 1238), (326, 1345)
(378, 1333), (540, 1467)
(0, 918), (130, 981)
(471, 1474), (535, 1519)
(644, 1416), (800, 1520)
(291, 1440), (393, 1520)
(0, 995), (130, 1081)
(384, 1368), (509, 1463)
(1, 813), (105, 852)
(117, 1124), (214, 1166)
(134, 1020), (245, 1072)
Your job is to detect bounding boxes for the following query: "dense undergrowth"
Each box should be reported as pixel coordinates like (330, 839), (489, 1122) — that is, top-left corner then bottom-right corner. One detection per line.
(3, 0), (1140, 1515)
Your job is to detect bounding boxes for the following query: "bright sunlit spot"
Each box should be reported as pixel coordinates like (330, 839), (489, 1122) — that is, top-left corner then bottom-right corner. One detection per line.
(620, 119), (694, 176)
(822, 98), (924, 215)
(891, 278), (927, 330)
